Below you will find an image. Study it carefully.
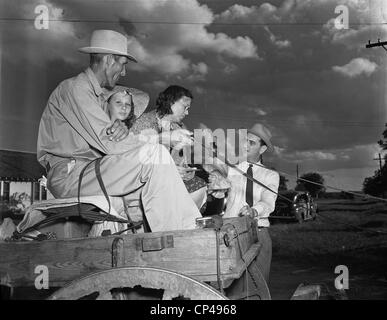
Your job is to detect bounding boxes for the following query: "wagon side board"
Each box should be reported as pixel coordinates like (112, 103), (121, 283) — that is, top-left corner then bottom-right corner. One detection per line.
(0, 217), (259, 289)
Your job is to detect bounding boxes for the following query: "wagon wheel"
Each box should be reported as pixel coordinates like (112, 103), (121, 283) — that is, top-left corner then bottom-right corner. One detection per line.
(224, 260), (271, 300)
(48, 266), (228, 300)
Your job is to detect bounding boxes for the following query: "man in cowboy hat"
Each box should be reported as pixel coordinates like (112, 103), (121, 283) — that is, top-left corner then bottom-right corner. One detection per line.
(224, 123), (279, 283)
(37, 29), (201, 232)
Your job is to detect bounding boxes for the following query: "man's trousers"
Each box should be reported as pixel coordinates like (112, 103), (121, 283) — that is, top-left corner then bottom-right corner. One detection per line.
(256, 227), (272, 284)
(47, 143), (201, 232)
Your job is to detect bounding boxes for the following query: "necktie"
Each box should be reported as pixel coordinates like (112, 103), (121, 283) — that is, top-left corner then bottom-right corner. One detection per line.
(245, 164), (254, 207)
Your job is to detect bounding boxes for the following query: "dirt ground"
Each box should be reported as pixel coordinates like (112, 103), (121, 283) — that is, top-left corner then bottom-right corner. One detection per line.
(268, 198), (387, 300)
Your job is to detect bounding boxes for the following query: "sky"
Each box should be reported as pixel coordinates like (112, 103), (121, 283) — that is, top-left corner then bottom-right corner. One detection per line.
(0, 0), (386, 191)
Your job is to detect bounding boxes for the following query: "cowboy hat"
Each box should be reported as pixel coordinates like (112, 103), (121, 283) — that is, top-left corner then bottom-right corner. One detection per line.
(104, 86), (149, 118)
(247, 123), (274, 152)
(78, 29), (137, 62)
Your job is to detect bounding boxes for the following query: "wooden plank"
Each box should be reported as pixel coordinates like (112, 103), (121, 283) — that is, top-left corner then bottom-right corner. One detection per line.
(230, 243), (262, 280)
(0, 216), (258, 288)
(0, 236), (116, 287)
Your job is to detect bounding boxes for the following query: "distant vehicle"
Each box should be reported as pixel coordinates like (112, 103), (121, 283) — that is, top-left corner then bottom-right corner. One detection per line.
(271, 190), (317, 223)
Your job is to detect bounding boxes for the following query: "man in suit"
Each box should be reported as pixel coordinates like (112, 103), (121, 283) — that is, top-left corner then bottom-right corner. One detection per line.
(224, 124), (279, 283)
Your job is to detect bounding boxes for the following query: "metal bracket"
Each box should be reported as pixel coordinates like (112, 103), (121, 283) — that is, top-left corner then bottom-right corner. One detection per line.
(111, 237), (125, 268)
(136, 235), (174, 252)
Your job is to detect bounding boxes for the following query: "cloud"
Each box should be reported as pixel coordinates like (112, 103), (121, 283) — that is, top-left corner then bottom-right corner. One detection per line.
(2, 0), (259, 78)
(2, 0), (80, 65)
(215, 0), (365, 25)
(267, 143), (382, 191)
(274, 143), (381, 172)
(245, 106), (267, 116)
(194, 86), (205, 95)
(144, 80), (167, 90)
(279, 150), (337, 162)
(332, 58), (378, 77)
(215, 3), (282, 24)
(295, 151), (337, 161)
(321, 0), (387, 50)
(223, 63), (237, 74)
(319, 166), (377, 191)
(110, 0), (259, 77)
(264, 26), (291, 49)
(216, 0), (387, 53)
(322, 17), (387, 50)
(186, 62), (208, 82)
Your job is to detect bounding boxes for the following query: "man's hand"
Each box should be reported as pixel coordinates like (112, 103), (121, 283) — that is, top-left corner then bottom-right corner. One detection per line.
(238, 205), (258, 218)
(171, 128), (193, 147)
(176, 165), (195, 181)
(160, 128), (193, 148)
(106, 120), (129, 142)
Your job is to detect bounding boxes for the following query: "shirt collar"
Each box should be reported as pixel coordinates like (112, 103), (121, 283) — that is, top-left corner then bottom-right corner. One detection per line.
(85, 67), (103, 97)
(238, 160), (262, 170)
(248, 160), (262, 166)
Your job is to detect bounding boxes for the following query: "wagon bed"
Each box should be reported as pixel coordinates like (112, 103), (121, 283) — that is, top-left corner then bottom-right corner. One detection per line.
(0, 216), (270, 300)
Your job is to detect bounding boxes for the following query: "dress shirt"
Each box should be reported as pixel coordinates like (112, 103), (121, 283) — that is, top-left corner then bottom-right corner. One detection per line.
(224, 161), (280, 227)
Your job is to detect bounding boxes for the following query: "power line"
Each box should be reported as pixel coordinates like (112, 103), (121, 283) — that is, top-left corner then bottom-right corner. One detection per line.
(194, 132), (387, 203)
(188, 112), (385, 128)
(260, 162), (387, 203)
(195, 132), (387, 234)
(0, 17), (386, 26)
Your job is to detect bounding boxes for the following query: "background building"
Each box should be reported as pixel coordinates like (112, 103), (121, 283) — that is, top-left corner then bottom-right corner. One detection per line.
(0, 149), (52, 205)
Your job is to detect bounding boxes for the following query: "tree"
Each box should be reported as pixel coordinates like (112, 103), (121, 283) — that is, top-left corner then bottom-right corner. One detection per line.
(377, 123), (387, 150)
(296, 172), (325, 198)
(363, 124), (387, 197)
(279, 175), (288, 191)
(363, 167), (387, 197)
(363, 155), (387, 197)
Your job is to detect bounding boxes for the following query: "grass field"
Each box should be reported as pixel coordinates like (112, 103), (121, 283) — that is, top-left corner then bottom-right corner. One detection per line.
(269, 198), (387, 299)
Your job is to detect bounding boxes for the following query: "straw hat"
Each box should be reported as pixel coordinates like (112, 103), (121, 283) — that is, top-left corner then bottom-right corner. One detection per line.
(247, 123), (274, 152)
(104, 86), (149, 118)
(78, 29), (137, 62)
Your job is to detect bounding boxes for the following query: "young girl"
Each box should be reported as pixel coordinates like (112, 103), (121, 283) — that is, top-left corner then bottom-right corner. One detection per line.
(98, 86), (149, 234)
(105, 86), (149, 130)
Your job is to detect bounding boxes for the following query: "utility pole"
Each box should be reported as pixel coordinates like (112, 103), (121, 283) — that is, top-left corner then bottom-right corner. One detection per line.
(373, 153), (384, 170)
(366, 39), (387, 51)
(296, 164), (299, 180)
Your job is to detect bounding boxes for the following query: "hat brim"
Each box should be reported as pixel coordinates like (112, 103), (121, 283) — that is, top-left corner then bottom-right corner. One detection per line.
(128, 88), (149, 118)
(247, 129), (274, 153)
(78, 47), (137, 63)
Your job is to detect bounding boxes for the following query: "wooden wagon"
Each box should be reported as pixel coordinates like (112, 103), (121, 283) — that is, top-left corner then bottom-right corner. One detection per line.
(0, 215), (274, 300)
